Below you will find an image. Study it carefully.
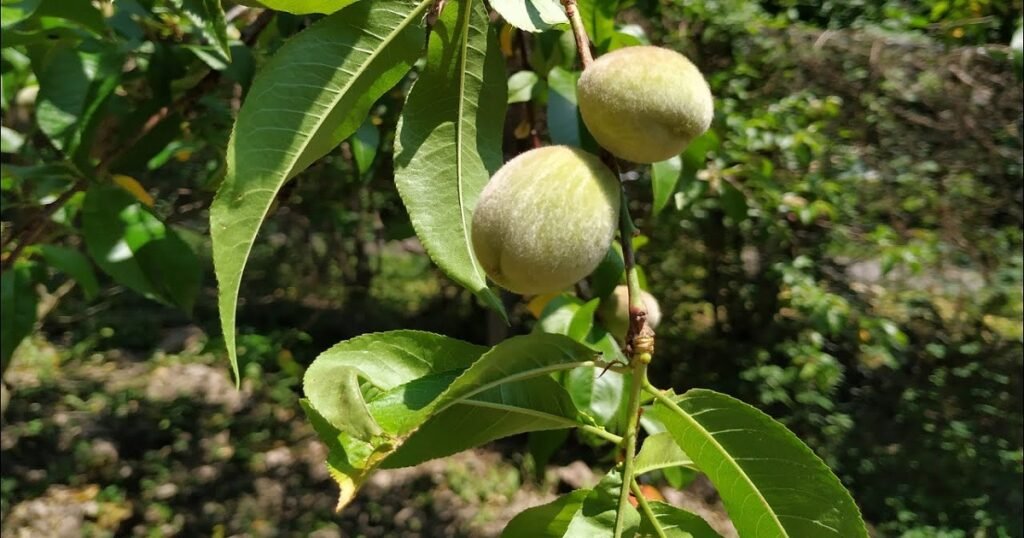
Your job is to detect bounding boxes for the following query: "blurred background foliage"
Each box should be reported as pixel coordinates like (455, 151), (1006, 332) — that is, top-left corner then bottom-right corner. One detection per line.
(1, 0), (1021, 536)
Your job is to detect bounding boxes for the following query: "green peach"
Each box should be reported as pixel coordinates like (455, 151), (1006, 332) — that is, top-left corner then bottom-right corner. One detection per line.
(598, 285), (662, 343)
(471, 146), (620, 295)
(577, 46), (713, 163)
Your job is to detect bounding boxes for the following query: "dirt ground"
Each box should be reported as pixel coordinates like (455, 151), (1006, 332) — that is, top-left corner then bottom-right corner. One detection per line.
(0, 332), (734, 537)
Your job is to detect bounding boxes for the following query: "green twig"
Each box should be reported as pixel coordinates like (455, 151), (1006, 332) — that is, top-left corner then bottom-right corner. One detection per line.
(631, 479), (669, 538)
(581, 424), (624, 445)
(614, 364), (647, 537)
(559, 2), (655, 536)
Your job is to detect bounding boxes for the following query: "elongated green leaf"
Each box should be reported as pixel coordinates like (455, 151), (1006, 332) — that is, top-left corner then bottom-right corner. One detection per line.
(652, 155), (682, 217)
(35, 46), (122, 165)
(565, 366), (624, 429)
(212, 0), (430, 382)
(303, 331), (599, 508)
(576, 0), (617, 51)
(35, 0), (106, 35)
(503, 490), (591, 537)
(171, 0), (231, 63)
(1, 0), (40, 28)
(39, 244), (99, 299)
(0, 262), (37, 372)
(650, 389), (868, 538)
(528, 28), (576, 74)
(634, 432), (694, 475)
(639, 502), (721, 538)
(382, 376), (582, 468)
(246, 0), (359, 14)
(502, 470), (639, 537)
(83, 185), (201, 312)
(490, 0), (567, 32)
(304, 330), (486, 434)
(394, 0), (507, 318)
(590, 245), (624, 299)
(380, 332), (599, 434)
(302, 331), (484, 508)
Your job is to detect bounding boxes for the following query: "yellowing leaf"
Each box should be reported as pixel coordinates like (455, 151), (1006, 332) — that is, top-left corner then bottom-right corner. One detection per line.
(112, 175), (154, 207)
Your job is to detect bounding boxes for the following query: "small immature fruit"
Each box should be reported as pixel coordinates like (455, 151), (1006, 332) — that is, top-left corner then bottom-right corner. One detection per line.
(598, 285), (662, 343)
(471, 146), (620, 295)
(577, 46), (713, 164)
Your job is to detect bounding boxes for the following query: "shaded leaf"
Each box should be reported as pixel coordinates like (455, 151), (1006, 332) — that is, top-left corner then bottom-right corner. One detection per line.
(171, 0), (231, 64)
(39, 244), (99, 299)
(212, 0), (431, 382)
(35, 45), (122, 166)
(590, 245), (624, 299)
(0, 0), (40, 28)
(0, 262), (37, 372)
(34, 0), (106, 36)
(547, 66), (596, 151)
(83, 185), (201, 312)
(349, 117), (379, 177)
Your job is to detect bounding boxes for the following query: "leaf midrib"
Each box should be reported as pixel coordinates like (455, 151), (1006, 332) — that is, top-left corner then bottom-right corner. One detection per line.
(454, 0), (486, 286)
(276, 0), (429, 180)
(436, 360), (596, 415)
(221, 0), (430, 377)
(671, 395), (788, 537)
(458, 399), (580, 428)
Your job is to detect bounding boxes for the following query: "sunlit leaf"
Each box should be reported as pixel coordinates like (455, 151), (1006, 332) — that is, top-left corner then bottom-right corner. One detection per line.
(490, 0), (567, 33)
(394, 0), (507, 319)
(650, 389), (869, 538)
(303, 331), (599, 508)
(212, 0), (431, 382)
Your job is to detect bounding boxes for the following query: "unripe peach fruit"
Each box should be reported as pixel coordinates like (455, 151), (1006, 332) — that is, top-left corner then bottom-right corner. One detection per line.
(577, 46), (713, 163)
(598, 285), (662, 343)
(471, 146), (620, 295)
